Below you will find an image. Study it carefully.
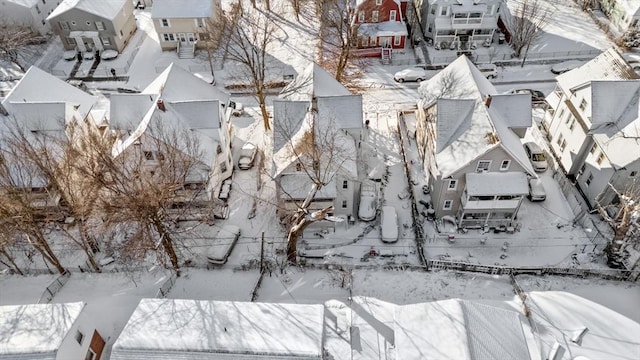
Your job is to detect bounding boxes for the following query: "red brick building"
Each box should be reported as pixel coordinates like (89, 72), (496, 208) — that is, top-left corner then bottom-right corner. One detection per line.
(353, 0), (408, 51)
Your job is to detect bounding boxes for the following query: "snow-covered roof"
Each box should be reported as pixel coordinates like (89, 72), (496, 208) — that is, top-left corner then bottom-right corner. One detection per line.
(619, 0), (640, 15)
(111, 63), (228, 167)
(526, 291), (640, 360)
(394, 298), (532, 360)
(465, 172), (528, 196)
(1, 66), (96, 130)
(418, 56), (534, 177)
(0, 302), (84, 356)
(151, 0), (215, 19)
(47, 0), (129, 21)
(280, 63), (352, 102)
(555, 48), (640, 169)
(359, 21), (408, 37)
(111, 298), (325, 359)
(5, 0), (39, 7)
(279, 175), (337, 199)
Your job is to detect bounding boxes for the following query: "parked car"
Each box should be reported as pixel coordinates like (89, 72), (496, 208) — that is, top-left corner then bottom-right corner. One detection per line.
(550, 60), (586, 74)
(394, 68), (428, 82)
(528, 177), (546, 201)
(523, 142), (548, 172)
(381, 206), (399, 243)
(358, 182), (377, 221)
(238, 142), (258, 170)
(510, 89), (546, 104)
(206, 225), (241, 265)
(477, 63), (498, 79)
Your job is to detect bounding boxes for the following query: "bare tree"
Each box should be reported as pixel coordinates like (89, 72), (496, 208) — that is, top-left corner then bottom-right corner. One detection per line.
(0, 24), (46, 72)
(0, 145), (66, 274)
(274, 112), (353, 263)
(319, 0), (358, 83)
(290, 0), (302, 22)
(197, 14), (230, 85)
(596, 184), (640, 268)
(91, 122), (207, 275)
(223, 2), (277, 131)
(503, 0), (548, 66)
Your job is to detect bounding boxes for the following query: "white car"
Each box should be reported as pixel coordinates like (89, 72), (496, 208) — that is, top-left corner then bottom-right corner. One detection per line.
(523, 142), (548, 172)
(550, 60), (586, 74)
(477, 63), (498, 79)
(358, 182), (377, 221)
(381, 206), (399, 243)
(238, 142), (257, 170)
(394, 68), (428, 82)
(528, 178), (546, 201)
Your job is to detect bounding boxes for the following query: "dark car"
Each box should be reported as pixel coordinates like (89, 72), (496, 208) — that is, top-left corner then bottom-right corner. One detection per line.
(512, 89), (546, 104)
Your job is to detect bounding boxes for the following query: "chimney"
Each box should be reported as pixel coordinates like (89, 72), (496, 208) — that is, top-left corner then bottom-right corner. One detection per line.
(157, 99), (166, 112)
(484, 95), (492, 107)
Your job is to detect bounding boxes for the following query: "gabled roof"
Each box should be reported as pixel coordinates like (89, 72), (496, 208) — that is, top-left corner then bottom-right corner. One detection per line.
(1, 66), (97, 130)
(280, 62), (352, 102)
(111, 63), (229, 167)
(0, 302), (84, 357)
(394, 298), (532, 360)
(111, 298), (325, 359)
(6, 0), (39, 7)
(555, 48), (640, 169)
(47, 0), (129, 21)
(151, 0), (215, 19)
(418, 56), (534, 177)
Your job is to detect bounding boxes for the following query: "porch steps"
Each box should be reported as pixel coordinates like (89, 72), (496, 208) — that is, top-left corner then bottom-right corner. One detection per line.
(381, 48), (391, 65)
(178, 44), (195, 59)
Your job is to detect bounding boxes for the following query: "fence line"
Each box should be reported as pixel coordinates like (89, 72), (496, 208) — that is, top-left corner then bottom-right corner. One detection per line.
(38, 270), (71, 303)
(429, 49), (602, 66)
(155, 271), (178, 298)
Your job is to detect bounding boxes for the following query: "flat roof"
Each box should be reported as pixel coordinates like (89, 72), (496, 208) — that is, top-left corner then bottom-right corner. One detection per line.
(465, 172), (528, 196)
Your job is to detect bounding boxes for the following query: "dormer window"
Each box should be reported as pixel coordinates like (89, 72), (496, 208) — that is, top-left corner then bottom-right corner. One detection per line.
(296, 163), (302, 171)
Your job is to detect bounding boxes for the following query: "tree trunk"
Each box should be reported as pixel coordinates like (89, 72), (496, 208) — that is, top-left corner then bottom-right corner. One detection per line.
(30, 234), (65, 274)
(78, 221), (100, 272)
(286, 221), (305, 264)
(0, 249), (24, 275)
(152, 217), (181, 276)
(258, 92), (271, 131)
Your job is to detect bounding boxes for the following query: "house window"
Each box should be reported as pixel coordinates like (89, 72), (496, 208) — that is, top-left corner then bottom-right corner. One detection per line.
(342, 200), (348, 208)
(579, 163), (586, 175)
(390, 10), (397, 21)
(447, 179), (457, 190)
(196, 18), (204, 27)
(630, 171), (637, 177)
(500, 160), (510, 171)
(36, 4), (41, 14)
(296, 163), (302, 171)
(568, 118), (576, 131)
(342, 180), (348, 189)
(313, 160), (319, 170)
(431, 6), (436, 15)
(559, 139), (567, 152)
(376, 0), (382, 5)
(440, 6), (447, 16)
(220, 161), (227, 173)
(557, 108), (565, 122)
(85, 349), (96, 360)
(144, 151), (154, 160)
(585, 173), (593, 186)
(60, 21), (69, 30)
(633, 19), (639, 28)
(590, 143), (598, 155)
(579, 98), (587, 111)
(161, 18), (170, 27)
(75, 330), (84, 345)
(361, 36), (368, 46)
(358, 11), (364, 22)
(443, 200), (453, 210)
(101, 37), (110, 46)
(596, 152), (605, 165)
(394, 36), (401, 46)
(42, 0), (46, 3)
(163, 33), (175, 41)
(96, 21), (104, 30)
(372, 10), (379, 22)
(486, 4), (496, 14)
(476, 160), (491, 172)
(66, 37), (76, 45)
(369, 36), (376, 46)
(119, 30), (123, 37)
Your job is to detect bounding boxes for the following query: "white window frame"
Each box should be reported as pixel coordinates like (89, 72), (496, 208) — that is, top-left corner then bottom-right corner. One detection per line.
(161, 18), (170, 27)
(369, 36), (376, 46)
(476, 160), (491, 172)
(440, 6), (447, 16)
(342, 200), (348, 208)
(390, 9), (397, 21)
(342, 180), (348, 189)
(443, 200), (453, 210)
(163, 33), (175, 42)
(447, 179), (457, 191)
(372, 10), (379, 22)
(394, 35), (401, 46)
(630, 171), (637, 177)
(196, 18), (204, 27)
(85, 349), (96, 360)
(500, 160), (510, 171)
(358, 11), (364, 22)
(95, 21), (104, 30)
(376, 0), (382, 5)
(596, 152), (605, 165)
(362, 36), (369, 47)
(101, 37), (110, 46)
(579, 98), (587, 111)
(585, 173), (593, 186)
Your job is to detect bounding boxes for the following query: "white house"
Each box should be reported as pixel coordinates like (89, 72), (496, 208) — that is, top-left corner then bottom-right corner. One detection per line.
(414, 0), (504, 50)
(0, 0), (61, 34)
(0, 302), (107, 360)
(414, 55), (536, 229)
(544, 47), (640, 208)
(598, 0), (640, 33)
(272, 62), (364, 223)
(109, 63), (234, 213)
(110, 298), (325, 359)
